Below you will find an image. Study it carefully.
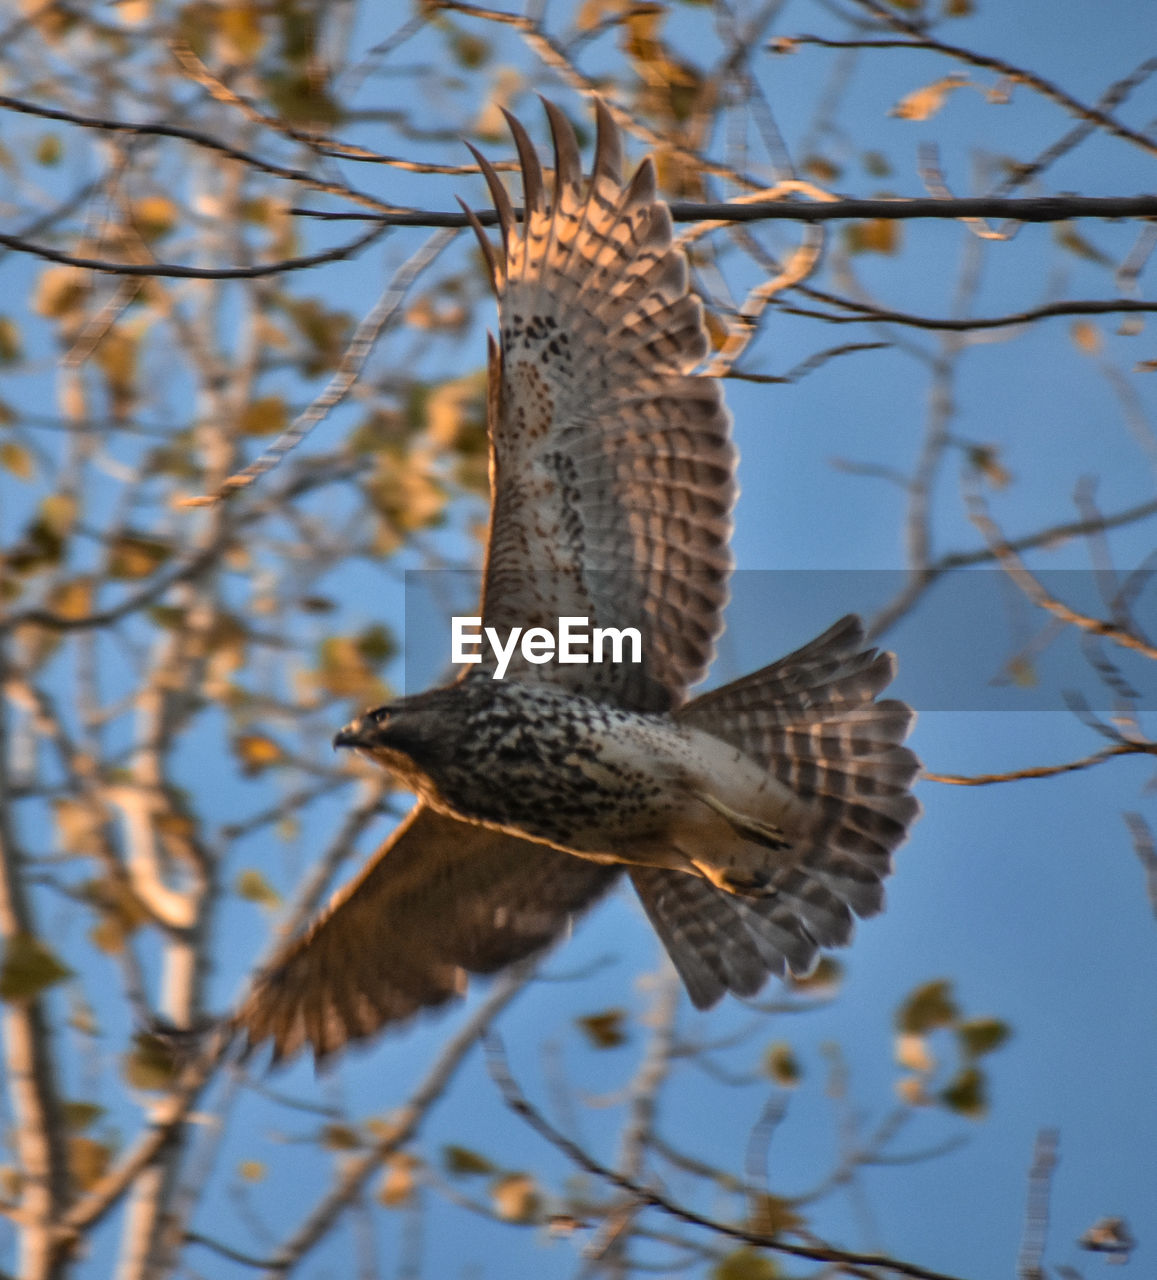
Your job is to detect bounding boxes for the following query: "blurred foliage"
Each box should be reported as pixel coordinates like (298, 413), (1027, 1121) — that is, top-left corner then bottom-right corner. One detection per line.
(0, 933), (74, 1001)
(894, 979), (1011, 1118)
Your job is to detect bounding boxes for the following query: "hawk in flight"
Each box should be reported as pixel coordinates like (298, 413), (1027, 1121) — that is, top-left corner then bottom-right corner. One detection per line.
(239, 99), (920, 1062)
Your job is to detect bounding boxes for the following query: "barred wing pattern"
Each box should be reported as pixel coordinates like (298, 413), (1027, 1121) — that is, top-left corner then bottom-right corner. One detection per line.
(463, 99), (735, 711)
(239, 806), (620, 1062)
(236, 106), (920, 1065)
(630, 616), (920, 1007)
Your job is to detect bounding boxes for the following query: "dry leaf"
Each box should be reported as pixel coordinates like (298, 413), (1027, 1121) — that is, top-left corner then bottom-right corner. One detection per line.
(1070, 319), (1102, 355)
(491, 1172), (541, 1223)
(895, 1032), (935, 1073)
(0, 933), (74, 1001)
(891, 73), (970, 122)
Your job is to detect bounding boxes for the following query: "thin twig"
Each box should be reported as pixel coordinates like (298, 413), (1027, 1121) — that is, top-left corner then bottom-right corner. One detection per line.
(181, 227), (457, 505)
(799, 2), (1157, 159)
(259, 964), (537, 1277)
(923, 742), (1156, 787)
(0, 223), (389, 281)
(484, 1035), (967, 1280)
(967, 489), (1157, 662)
(1016, 1129), (1059, 1280)
(1123, 813), (1157, 922)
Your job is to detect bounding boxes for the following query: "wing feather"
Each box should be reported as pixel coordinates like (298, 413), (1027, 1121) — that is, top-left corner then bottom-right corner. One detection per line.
(466, 99), (736, 710)
(238, 805), (620, 1063)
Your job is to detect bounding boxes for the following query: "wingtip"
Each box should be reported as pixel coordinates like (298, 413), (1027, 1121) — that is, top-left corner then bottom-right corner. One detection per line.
(464, 138), (514, 249)
(592, 96), (623, 181)
(539, 95), (582, 200)
(500, 105), (545, 215)
(457, 195), (502, 292)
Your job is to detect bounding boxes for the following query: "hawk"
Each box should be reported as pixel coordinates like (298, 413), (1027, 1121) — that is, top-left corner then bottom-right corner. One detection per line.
(238, 99), (920, 1063)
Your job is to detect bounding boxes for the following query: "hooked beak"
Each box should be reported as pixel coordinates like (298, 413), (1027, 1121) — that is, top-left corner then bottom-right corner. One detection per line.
(333, 716), (371, 751)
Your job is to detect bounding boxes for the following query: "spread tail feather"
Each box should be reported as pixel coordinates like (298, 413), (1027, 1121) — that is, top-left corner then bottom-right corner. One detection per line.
(642, 615), (919, 1005)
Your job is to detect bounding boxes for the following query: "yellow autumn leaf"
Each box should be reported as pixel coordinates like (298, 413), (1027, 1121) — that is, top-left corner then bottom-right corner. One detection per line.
(957, 1017), (1012, 1058)
(450, 31), (490, 69)
(0, 440), (34, 480)
(234, 868), (282, 909)
(748, 1192), (806, 1236)
(322, 1123), (361, 1151)
(891, 73), (970, 121)
(845, 218), (900, 255)
(491, 1172), (541, 1223)
(442, 1144), (496, 1178)
(378, 1152), (420, 1207)
(40, 493), (78, 538)
(34, 265), (89, 320)
(968, 444), (1012, 489)
(69, 1136), (113, 1190)
(108, 532), (171, 580)
(576, 1008), (628, 1049)
(62, 1101), (106, 1132)
(239, 395), (288, 438)
(122, 1033), (179, 1091)
(712, 1247), (779, 1280)
(576, 0), (630, 30)
(49, 578), (94, 621)
(93, 326), (139, 418)
(895, 1032), (935, 1073)
(0, 315), (23, 362)
(1071, 320), (1102, 355)
(764, 1041), (802, 1087)
(0, 932), (74, 1001)
(234, 733), (284, 775)
(131, 195), (178, 242)
(940, 1066), (988, 1118)
(896, 979), (958, 1033)
(896, 1075), (931, 1106)
(219, 2), (265, 61)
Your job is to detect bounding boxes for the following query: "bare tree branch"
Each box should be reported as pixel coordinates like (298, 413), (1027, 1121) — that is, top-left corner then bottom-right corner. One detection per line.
(0, 654), (70, 1280)
(1016, 1128), (1059, 1280)
(924, 743), (1157, 787)
(294, 193), (1157, 226)
(484, 1035), (968, 1280)
(181, 227), (458, 505)
(0, 224), (390, 281)
(832, 0), (1157, 159)
(258, 964), (537, 1277)
(1123, 813), (1157, 921)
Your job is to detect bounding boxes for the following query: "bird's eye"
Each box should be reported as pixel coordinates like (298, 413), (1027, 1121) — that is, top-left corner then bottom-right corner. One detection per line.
(371, 707), (390, 725)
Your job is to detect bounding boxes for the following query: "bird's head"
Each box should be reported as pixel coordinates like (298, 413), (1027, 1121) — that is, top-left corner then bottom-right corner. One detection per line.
(333, 690), (456, 790)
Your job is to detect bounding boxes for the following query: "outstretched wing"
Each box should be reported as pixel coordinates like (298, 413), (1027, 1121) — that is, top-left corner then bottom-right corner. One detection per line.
(238, 805), (620, 1063)
(461, 99), (736, 711)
